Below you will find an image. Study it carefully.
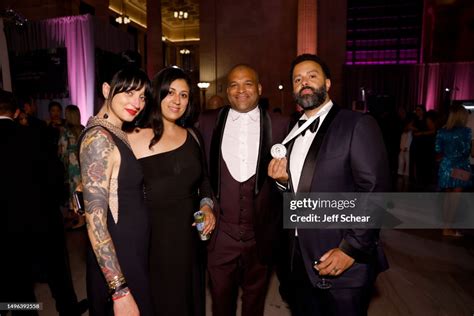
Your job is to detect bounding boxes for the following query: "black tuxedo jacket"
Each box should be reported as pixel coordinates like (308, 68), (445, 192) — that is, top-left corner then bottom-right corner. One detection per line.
(288, 104), (391, 288)
(0, 119), (41, 232)
(199, 106), (289, 263)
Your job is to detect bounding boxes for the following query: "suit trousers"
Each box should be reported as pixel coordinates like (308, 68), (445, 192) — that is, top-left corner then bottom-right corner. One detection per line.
(0, 235), (38, 316)
(287, 238), (370, 316)
(208, 230), (271, 316)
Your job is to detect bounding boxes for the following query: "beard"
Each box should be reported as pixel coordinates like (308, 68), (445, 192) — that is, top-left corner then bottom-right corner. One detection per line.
(294, 85), (327, 110)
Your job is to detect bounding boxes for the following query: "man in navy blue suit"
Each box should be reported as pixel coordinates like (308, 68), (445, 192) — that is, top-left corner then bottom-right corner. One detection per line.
(268, 54), (390, 316)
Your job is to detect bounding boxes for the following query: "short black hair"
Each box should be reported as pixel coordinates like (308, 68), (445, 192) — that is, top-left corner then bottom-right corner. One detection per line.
(48, 100), (62, 112)
(289, 54), (332, 82)
(106, 66), (152, 105)
(17, 95), (34, 110)
(0, 89), (17, 115)
(227, 64), (260, 84)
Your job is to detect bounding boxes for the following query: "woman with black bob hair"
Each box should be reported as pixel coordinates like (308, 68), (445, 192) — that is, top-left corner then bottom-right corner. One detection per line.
(129, 66), (216, 316)
(79, 65), (153, 316)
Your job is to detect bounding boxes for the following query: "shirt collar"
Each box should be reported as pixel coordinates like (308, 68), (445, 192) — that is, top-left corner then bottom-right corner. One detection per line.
(229, 106), (260, 122)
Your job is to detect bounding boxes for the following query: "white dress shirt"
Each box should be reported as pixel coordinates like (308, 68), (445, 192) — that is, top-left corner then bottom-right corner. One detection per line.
(290, 101), (333, 191)
(222, 107), (260, 182)
(289, 101), (333, 236)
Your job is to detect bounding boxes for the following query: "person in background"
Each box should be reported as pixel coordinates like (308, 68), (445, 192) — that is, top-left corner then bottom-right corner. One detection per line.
(20, 96), (46, 129)
(466, 109), (474, 188)
(411, 105), (438, 189)
(436, 104), (472, 237)
(30, 99), (89, 316)
(1, 90), (88, 316)
(79, 66), (153, 315)
(207, 94), (225, 110)
(16, 109), (29, 126)
(47, 101), (65, 127)
(46, 100), (65, 148)
(58, 105), (85, 229)
(1, 89), (40, 315)
(129, 66), (215, 316)
(397, 116), (414, 191)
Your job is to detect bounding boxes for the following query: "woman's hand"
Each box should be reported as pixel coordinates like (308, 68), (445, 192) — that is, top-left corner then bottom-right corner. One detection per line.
(113, 291), (140, 316)
(198, 204), (215, 235)
(71, 183), (85, 215)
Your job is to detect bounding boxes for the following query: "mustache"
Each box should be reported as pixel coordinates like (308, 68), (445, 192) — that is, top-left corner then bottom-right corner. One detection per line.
(298, 86), (316, 95)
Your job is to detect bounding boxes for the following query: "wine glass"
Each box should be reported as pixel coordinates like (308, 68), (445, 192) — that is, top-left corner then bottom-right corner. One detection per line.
(313, 260), (332, 289)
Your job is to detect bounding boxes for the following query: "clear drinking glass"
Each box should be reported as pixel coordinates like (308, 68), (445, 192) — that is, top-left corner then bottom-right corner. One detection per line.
(314, 260), (332, 290)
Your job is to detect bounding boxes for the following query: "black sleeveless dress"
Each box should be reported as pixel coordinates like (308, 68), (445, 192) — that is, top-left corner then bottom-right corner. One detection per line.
(139, 132), (211, 316)
(84, 126), (153, 316)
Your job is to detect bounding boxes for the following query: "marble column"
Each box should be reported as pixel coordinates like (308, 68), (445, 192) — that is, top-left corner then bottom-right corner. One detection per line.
(297, 0), (317, 55)
(146, 0), (163, 77)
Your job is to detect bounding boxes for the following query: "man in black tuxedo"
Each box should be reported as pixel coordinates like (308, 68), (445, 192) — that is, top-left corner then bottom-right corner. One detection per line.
(198, 64), (289, 316)
(0, 90), (87, 316)
(0, 90), (42, 315)
(19, 96), (46, 129)
(268, 54), (390, 316)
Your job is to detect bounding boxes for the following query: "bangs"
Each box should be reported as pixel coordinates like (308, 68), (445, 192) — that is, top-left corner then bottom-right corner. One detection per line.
(109, 67), (151, 98)
(116, 77), (147, 94)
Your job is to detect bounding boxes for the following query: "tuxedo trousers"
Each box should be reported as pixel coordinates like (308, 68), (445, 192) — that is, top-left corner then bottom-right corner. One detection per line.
(287, 237), (370, 316)
(207, 230), (271, 316)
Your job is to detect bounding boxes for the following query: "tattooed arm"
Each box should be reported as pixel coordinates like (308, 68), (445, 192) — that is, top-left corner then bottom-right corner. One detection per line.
(80, 127), (139, 316)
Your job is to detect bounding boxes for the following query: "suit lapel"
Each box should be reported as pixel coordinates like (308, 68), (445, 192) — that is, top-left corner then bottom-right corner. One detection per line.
(255, 107), (272, 195)
(286, 140), (296, 193)
(210, 107), (229, 199)
(297, 105), (340, 192)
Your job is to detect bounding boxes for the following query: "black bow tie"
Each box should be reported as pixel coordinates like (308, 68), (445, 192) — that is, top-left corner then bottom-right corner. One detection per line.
(297, 117), (320, 136)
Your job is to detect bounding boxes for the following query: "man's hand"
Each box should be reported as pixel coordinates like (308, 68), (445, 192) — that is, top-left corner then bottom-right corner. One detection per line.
(113, 291), (139, 316)
(314, 248), (355, 276)
(268, 158), (289, 183)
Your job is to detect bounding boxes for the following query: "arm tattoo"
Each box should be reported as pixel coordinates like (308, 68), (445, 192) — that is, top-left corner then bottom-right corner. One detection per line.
(80, 128), (126, 286)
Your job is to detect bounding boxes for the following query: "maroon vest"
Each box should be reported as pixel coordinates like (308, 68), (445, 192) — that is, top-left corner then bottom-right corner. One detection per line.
(219, 156), (256, 241)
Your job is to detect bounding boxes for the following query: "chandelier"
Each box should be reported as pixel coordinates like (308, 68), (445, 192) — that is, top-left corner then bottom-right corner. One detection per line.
(115, 0), (130, 24)
(175, 6), (191, 55)
(115, 15), (130, 24)
(173, 10), (189, 19)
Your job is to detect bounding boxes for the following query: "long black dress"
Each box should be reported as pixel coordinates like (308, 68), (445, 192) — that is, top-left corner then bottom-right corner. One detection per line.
(139, 131), (211, 316)
(84, 125), (153, 316)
